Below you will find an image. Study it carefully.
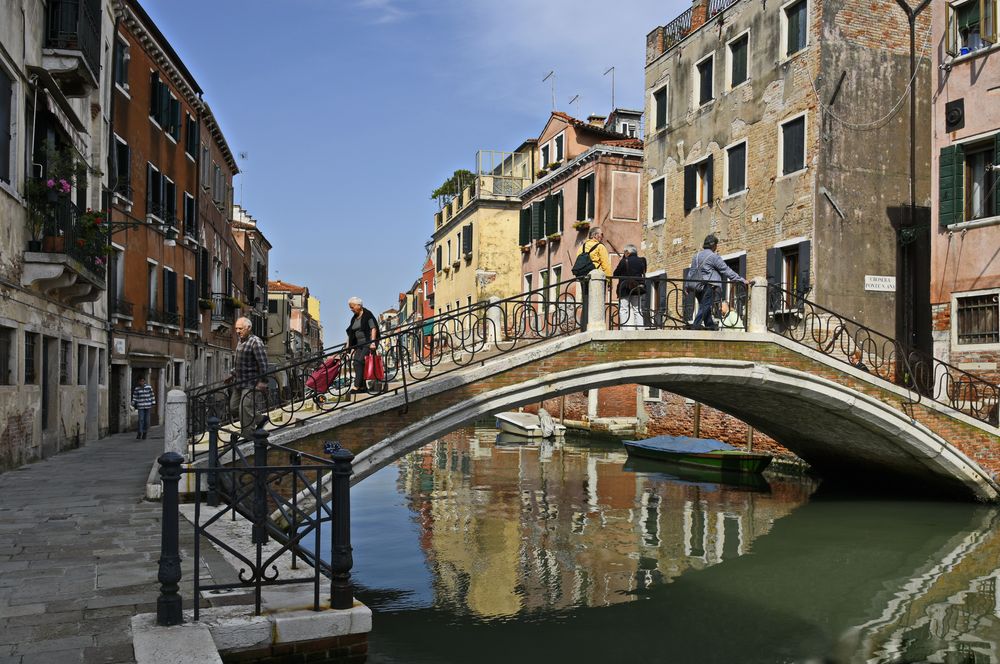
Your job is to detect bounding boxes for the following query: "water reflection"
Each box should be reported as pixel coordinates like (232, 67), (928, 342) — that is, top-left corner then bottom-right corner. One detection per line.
(339, 427), (1000, 663)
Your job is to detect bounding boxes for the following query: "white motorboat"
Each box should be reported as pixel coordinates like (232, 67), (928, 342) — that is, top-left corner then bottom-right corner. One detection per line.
(494, 409), (566, 439)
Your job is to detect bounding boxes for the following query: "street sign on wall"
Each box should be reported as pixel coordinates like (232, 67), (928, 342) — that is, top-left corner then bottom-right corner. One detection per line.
(864, 275), (896, 292)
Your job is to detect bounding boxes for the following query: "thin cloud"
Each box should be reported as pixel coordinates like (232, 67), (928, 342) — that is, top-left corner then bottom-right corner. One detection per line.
(357, 0), (409, 24)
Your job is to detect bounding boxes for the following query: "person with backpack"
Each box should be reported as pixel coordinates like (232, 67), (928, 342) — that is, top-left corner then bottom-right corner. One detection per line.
(686, 234), (751, 331)
(572, 227), (612, 279)
(612, 244), (646, 328)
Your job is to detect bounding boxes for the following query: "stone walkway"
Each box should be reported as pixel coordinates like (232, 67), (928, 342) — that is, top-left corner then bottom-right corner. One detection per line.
(0, 428), (200, 664)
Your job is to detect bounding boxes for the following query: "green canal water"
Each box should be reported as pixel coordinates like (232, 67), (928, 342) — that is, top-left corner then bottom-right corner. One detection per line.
(332, 426), (1000, 663)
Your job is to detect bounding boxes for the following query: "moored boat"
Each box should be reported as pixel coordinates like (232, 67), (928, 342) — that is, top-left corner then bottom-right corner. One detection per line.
(494, 411), (566, 439)
(623, 435), (772, 475)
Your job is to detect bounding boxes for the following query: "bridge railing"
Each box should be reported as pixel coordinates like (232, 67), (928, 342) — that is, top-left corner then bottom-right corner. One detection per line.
(603, 276), (750, 331)
(153, 427), (355, 625)
(186, 277), (588, 454)
(765, 284), (999, 426)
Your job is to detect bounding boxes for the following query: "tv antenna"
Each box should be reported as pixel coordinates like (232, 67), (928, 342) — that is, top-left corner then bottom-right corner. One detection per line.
(542, 71), (555, 110)
(238, 151), (249, 207)
(568, 94), (580, 114)
(603, 66), (615, 110)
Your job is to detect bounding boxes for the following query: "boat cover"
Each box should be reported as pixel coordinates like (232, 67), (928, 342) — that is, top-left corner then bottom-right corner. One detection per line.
(625, 435), (737, 454)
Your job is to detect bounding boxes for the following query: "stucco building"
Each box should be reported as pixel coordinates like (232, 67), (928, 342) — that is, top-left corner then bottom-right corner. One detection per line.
(267, 279), (322, 364)
(643, 0), (931, 337)
(107, 0), (240, 432)
(0, 0), (114, 471)
(929, 0), (1000, 385)
(231, 204), (271, 344)
(431, 145), (536, 318)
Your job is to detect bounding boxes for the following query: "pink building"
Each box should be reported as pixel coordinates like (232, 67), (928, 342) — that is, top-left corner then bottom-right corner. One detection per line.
(930, 0), (1000, 383)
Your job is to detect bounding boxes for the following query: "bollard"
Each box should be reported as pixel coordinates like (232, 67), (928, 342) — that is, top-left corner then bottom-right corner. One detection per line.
(326, 441), (355, 610)
(485, 296), (503, 345)
(748, 277), (768, 333)
(156, 452), (184, 626)
(230, 432), (239, 522)
(252, 429), (269, 545)
(586, 269), (607, 332)
(206, 417), (220, 507)
(164, 390), (188, 459)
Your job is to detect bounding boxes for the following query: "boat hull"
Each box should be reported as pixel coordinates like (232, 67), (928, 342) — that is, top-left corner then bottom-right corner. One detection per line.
(494, 412), (566, 439)
(623, 441), (772, 474)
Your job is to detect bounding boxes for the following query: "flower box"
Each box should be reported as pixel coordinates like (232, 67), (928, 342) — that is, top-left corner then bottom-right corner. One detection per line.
(535, 238), (547, 248)
(520, 245), (531, 254)
(546, 233), (561, 242)
(572, 221), (591, 231)
(198, 298), (213, 311)
(42, 236), (65, 252)
(452, 259), (461, 269)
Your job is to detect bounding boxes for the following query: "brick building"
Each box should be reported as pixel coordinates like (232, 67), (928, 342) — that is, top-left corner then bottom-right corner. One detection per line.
(231, 204), (271, 344)
(930, 0), (1000, 385)
(0, 0), (115, 471)
(106, 0), (240, 432)
(267, 280), (322, 365)
(643, 0), (931, 338)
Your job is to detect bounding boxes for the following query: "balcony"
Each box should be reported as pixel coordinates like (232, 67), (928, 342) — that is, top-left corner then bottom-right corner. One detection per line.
(110, 297), (133, 323)
(184, 312), (200, 331)
(146, 306), (180, 330)
(43, 0), (101, 95)
(22, 196), (106, 305)
(211, 293), (235, 329)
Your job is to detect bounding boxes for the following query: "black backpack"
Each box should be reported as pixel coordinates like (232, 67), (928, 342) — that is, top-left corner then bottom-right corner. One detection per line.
(571, 242), (601, 278)
(684, 250), (712, 294)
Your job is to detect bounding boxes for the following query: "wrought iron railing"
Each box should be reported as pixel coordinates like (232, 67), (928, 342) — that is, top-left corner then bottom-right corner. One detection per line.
(146, 306), (178, 327)
(39, 195), (108, 280)
(45, 0), (101, 80)
(154, 426), (354, 625)
(663, 8), (693, 48)
(110, 297), (133, 317)
(766, 284), (999, 426)
(184, 312), (199, 331)
(604, 276), (749, 331)
(211, 293), (235, 324)
(186, 280), (586, 451)
(708, 0), (740, 18)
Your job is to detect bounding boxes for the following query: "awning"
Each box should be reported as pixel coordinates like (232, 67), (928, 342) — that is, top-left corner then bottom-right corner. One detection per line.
(26, 66), (89, 158)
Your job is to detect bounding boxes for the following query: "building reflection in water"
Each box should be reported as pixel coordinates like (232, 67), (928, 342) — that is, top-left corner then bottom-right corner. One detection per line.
(394, 426), (817, 619)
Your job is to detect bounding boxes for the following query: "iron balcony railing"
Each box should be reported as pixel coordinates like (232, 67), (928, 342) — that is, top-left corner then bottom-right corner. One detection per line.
(663, 7), (693, 48)
(211, 293), (235, 324)
(184, 312), (199, 331)
(45, 0), (101, 81)
(146, 306), (179, 328)
(110, 297), (133, 317)
(39, 193), (108, 280)
(708, 0), (739, 18)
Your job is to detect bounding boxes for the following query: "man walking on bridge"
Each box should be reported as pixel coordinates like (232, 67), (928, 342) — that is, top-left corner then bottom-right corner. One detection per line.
(229, 317), (268, 438)
(688, 234), (751, 331)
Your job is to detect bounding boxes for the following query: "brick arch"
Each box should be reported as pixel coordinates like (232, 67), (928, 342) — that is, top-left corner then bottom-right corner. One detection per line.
(273, 332), (1000, 501)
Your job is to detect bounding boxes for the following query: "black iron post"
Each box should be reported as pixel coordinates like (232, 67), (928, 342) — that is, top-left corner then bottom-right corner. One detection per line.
(206, 416), (219, 507)
(252, 429), (269, 545)
(327, 441), (354, 610)
(156, 452), (184, 626)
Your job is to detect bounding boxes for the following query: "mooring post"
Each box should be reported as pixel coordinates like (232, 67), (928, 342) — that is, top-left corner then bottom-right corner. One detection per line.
(206, 416), (219, 507)
(156, 451), (184, 626)
(748, 277), (768, 333)
(327, 441), (355, 610)
(586, 269), (607, 332)
(252, 429), (269, 545)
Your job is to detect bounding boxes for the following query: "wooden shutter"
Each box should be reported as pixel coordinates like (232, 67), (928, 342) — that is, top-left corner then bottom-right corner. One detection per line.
(531, 201), (544, 240)
(984, 0), (997, 44)
(995, 134), (1000, 217)
(655, 87), (667, 129)
(519, 208), (531, 245)
(225, 268), (232, 296)
(796, 240), (811, 299)
(683, 164), (696, 213)
(939, 145), (963, 227)
(436, 245), (442, 271)
(737, 253), (747, 279)
(577, 178), (587, 221)
(557, 191), (564, 233)
(681, 268), (696, 323)
(705, 155), (714, 205)
(463, 223), (473, 255)
(0, 68), (10, 183)
(149, 72), (159, 118)
(766, 248), (781, 288)
(544, 195), (558, 236)
(146, 164), (153, 213)
(587, 177), (595, 220)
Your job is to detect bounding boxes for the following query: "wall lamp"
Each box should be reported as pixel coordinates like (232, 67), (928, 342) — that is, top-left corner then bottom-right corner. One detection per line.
(107, 217), (179, 247)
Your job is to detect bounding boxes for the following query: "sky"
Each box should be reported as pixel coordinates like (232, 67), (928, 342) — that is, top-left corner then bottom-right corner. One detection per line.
(142, 0), (689, 335)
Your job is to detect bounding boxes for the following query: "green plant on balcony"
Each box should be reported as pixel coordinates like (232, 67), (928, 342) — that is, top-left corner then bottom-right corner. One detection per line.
(546, 232), (561, 242)
(572, 220), (591, 231)
(75, 209), (113, 269)
(198, 298), (213, 310)
(25, 147), (83, 248)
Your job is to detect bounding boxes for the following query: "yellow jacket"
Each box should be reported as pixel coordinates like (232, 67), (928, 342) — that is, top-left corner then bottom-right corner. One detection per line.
(577, 239), (612, 276)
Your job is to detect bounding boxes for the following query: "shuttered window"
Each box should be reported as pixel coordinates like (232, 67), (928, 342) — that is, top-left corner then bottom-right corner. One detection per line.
(939, 144), (964, 227)
(544, 192), (562, 236)
(683, 165), (697, 213)
(729, 33), (749, 87)
(0, 66), (11, 185)
(185, 114), (198, 157)
(531, 201), (544, 240)
(651, 178), (665, 221)
(696, 55), (714, 105)
(781, 116), (806, 175)
(462, 224), (473, 256)
(727, 142), (746, 195)
(577, 175), (595, 221)
(436, 245), (443, 271)
(653, 85), (667, 130)
(785, 0), (808, 56)
(766, 240), (811, 308)
(519, 208), (531, 245)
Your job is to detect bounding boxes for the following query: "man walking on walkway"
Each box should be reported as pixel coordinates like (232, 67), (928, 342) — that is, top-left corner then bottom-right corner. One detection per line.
(229, 317), (269, 438)
(688, 234), (751, 331)
(131, 375), (155, 439)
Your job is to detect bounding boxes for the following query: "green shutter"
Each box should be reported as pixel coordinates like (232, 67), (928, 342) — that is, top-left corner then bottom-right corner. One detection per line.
(995, 133), (1000, 217)
(519, 208), (530, 245)
(544, 195), (558, 236)
(557, 191), (564, 233)
(939, 145), (964, 227)
(531, 201), (543, 240)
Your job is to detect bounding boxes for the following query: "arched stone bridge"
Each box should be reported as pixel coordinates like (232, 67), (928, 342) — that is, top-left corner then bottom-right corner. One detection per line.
(268, 326), (1000, 501)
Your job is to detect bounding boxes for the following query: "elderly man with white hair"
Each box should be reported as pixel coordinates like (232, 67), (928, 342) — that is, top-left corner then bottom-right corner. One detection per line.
(346, 297), (380, 393)
(228, 316), (268, 438)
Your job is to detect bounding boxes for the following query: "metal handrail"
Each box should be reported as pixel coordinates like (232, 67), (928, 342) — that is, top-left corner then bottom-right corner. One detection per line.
(603, 276), (750, 331)
(765, 284), (999, 426)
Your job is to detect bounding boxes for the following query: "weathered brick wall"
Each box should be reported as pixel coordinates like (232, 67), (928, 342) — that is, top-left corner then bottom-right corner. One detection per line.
(290, 338), (998, 483)
(0, 411), (37, 471)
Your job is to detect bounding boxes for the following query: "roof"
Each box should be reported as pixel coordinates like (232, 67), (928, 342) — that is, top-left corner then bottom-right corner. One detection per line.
(600, 138), (644, 149)
(549, 111), (635, 140)
(268, 280), (307, 295)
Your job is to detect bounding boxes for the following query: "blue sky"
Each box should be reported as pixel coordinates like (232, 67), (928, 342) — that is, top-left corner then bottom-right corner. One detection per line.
(142, 0), (687, 334)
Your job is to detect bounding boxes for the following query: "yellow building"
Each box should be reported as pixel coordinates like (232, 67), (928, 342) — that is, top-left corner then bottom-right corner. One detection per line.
(307, 295), (321, 325)
(431, 145), (536, 317)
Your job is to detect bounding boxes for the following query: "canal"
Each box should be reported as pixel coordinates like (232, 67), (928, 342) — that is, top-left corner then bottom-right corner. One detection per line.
(326, 426), (1000, 663)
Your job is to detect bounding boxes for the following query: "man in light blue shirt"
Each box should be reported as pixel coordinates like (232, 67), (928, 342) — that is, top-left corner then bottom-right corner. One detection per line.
(689, 235), (751, 331)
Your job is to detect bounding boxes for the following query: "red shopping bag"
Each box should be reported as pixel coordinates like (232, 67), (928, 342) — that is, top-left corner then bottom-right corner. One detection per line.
(364, 352), (385, 382)
(306, 356), (341, 393)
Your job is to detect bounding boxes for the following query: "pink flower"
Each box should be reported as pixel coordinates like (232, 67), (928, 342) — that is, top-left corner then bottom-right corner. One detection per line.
(94, 257), (105, 266)
(46, 179), (55, 188)
(61, 182), (71, 193)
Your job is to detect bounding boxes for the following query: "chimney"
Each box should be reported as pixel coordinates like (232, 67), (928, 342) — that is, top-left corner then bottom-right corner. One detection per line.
(646, 25), (666, 65)
(690, 0), (709, 32)
(587, 114), (607, 127)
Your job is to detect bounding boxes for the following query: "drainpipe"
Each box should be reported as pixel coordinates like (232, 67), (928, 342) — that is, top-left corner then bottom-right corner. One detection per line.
(105, 12), (122, 429)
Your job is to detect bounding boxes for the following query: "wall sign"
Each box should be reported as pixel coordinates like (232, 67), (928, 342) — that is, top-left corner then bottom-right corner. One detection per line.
(113, 338), (126, 355)
(864, 275), (896, 292)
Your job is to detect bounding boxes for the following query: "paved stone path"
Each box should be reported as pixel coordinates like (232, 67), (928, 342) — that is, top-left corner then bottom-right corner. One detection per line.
(0, 428), (199, 664)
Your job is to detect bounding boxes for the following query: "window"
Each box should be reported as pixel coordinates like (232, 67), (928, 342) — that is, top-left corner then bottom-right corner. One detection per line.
(644, 386), (662, 401)
(956, 292), (999, 345)
(146, 163), (162, 218)
(163, 176), (176, 223)
(728, 33), (749, 88)
(185, 114), (198, 158)
(544, 191), (563, 236)
(173, 361), (183, 387)
(551, 265), (562, 301)
(149, 72), (175, 132)
(59, 340), (71, 385)
(939, 138), (1000, 226)
(462, 223), (473, 256)
(554, 134), (564, 162)
(652, 84), (667, 131)
(780, 115), (806, 175)
(77, 345), (87, 385)
(148, 262), (158, 310)
(24, 332), (37, 384)
(184, 277), (197, 330)
(184, 193), (197, 238)
(0, 326), (13, 385)
(650, 177), (666, 222)
(783, 0), (808, 58)
(577, 174), (595, 221)
(684, 157), (713, 212)
(163, 267), (178, 316)
(212, 162), (222, 204)
(167, 95), (181, 142)
(766, 240), (811, 307)
(524, 273), (533, 294)
(447, 240), (452, 264)
(435, 245), (442, 272)
(726, 142), (747, 195)
(268, 299), (278, 314)
(540, 144), (551, 168)
(111, 247), (125, 301)
(947, 0), (998, 56)
(200, 144), (210, 188)
(519, 207), (531, 245)
(113, 38), (129, 89)
(696, 54), (714, 106)
(0, 65), (13, 185)
(113, 136), (130, 199)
